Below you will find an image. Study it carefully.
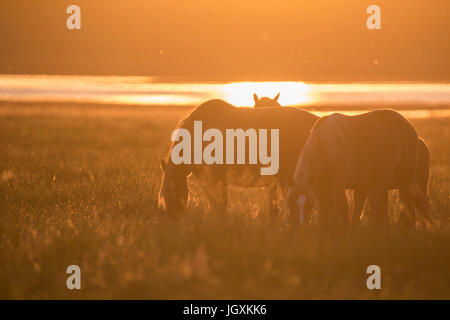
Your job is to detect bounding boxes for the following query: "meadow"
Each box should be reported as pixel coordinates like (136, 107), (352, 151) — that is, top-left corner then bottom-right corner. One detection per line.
(0, 102), (449, 299)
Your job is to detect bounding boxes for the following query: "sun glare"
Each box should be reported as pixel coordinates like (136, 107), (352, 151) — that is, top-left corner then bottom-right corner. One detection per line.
(222, 82), (313, 107)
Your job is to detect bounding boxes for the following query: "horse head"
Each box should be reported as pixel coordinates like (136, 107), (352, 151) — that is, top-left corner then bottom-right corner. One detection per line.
(253, 93), (281, 108)
(158, 158), (189, 217)
(288, 114), (349, 225)
(287, 176), (316, 226)
(287, 125), (329, 225)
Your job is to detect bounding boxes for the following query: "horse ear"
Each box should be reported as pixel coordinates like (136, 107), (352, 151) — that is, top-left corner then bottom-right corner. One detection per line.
(274, 92), (280, 102)
(159, 158), (166, 172)
(253, 93), (259, 104)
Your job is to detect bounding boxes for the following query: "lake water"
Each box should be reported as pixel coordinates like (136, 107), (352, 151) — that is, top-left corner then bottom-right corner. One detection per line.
(1, 74), (449, 118)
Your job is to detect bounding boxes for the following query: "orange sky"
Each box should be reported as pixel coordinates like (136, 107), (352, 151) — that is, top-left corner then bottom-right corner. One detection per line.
(0, 0), (449, 81)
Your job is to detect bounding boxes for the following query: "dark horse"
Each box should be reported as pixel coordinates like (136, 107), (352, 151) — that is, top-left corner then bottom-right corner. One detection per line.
(158, 99), (317, 217)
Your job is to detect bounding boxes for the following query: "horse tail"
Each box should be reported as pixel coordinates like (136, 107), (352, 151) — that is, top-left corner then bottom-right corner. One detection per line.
(401, 120), (432, 225)
(417, 137), (430, 195)
(410, 138), (432, 225)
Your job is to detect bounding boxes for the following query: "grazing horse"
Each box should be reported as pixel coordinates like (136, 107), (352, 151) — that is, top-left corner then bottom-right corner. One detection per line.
(253, 94), (431, 226)
(158, 99), (318, 217)
(253, 93), (281, 108)
(287, 109), (432, 227)
(252, 93), (281, 210)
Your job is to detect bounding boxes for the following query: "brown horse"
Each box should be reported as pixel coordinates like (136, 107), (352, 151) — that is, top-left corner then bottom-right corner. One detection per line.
(158, 99), (318, 217)
(253, 95), (431, 227)
(287, 110), (431, 227)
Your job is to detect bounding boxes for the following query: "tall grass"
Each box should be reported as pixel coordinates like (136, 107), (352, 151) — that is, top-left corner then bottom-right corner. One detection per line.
(0, 103), (448, 299)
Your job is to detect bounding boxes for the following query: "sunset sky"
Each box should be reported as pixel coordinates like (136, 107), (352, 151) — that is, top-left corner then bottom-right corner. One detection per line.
(0, 0), (449, 81)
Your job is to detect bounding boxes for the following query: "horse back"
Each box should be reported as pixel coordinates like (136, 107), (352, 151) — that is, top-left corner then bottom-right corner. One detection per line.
(177, 101), (318, 187)
(344, 109), (419, 186)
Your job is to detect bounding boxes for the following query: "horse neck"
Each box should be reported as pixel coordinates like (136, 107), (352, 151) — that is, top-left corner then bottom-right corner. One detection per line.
(166, 160), (191, 180)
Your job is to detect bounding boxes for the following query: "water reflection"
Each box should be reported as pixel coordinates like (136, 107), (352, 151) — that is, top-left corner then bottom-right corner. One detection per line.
(0, 75), (449, 118)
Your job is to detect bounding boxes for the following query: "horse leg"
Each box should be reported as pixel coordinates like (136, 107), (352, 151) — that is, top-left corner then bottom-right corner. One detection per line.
(367, 187), (389, 226)
(416, 137), (430, 223)
(211, 182), (228, 214)
(399, 183), (431, 229)
(269, 182), (278, 216)
(352, 189), (366, 226)
(279, 182), (290, 202)
(316, 190), (332, 227)
(195, 172), (228, 214)
(333, 188), (349, 227)
(399, 187), (416, 229)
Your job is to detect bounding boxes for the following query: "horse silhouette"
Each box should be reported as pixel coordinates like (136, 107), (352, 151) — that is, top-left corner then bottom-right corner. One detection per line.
(158, 99), (317, 217)
(159, 100), (430, 227)
(287, 109), (431, 228)
(253, 95), (430, 226)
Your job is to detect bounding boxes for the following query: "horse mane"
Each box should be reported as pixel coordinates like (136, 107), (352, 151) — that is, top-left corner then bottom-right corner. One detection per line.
(312, 113), (349, 162)
(294, 113), (349, 184)
(176, 117), (189, 130)
(165, 99), (237, 162)
(178, 99), (237, 128)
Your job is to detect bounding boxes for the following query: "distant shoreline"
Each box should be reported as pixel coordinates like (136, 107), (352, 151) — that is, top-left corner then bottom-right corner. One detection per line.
(1, 100), (450, 111)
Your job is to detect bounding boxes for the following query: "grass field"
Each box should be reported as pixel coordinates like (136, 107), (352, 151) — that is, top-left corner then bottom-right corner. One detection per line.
(0, 102), (449, 299)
